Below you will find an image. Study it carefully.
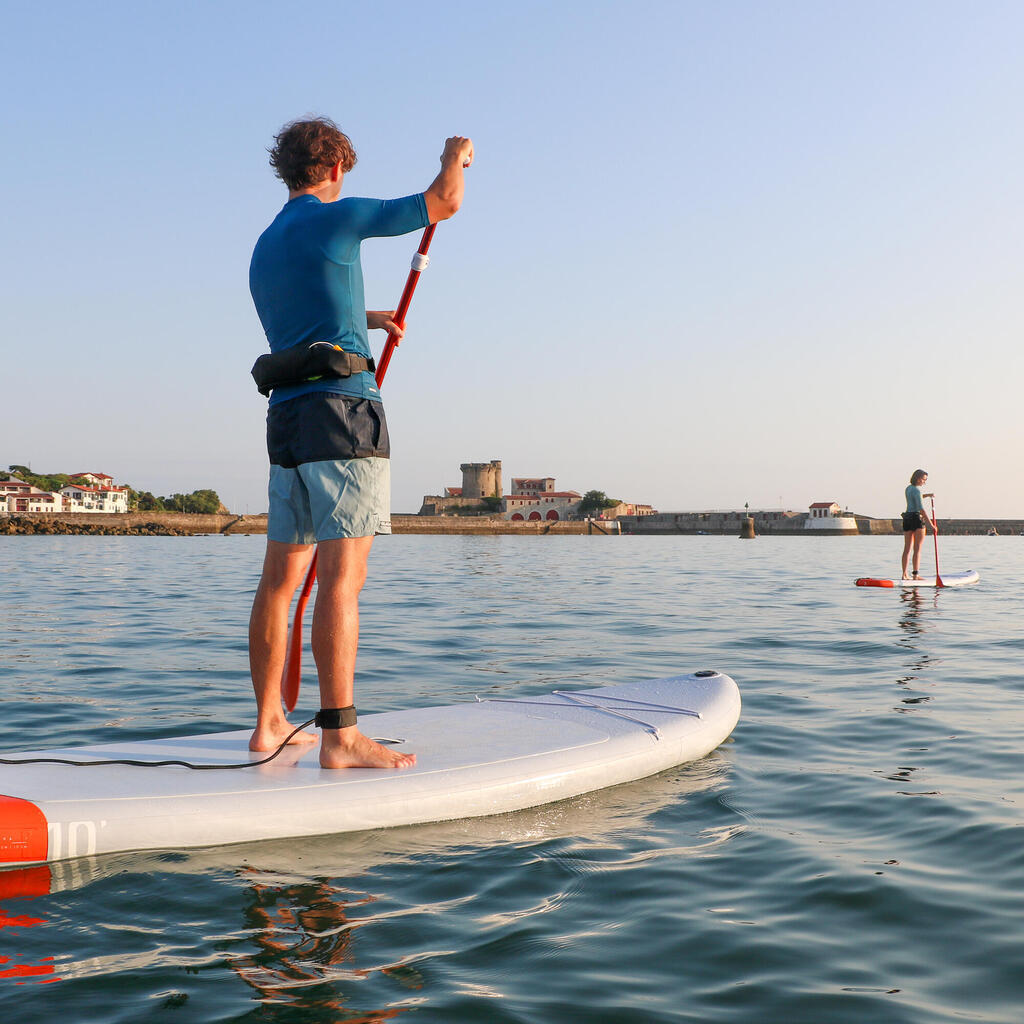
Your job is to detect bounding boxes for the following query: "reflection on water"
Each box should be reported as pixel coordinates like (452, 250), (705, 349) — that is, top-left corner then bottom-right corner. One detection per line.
(229, 875), (410, 1022)
(894, 588), (942, 693)
(0, 867), (55, 982)
(0, 755), (732, 1015)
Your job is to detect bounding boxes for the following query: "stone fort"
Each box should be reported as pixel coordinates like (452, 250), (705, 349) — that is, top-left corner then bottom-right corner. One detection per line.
(419, 461), (503, 515)
(459, 460), (502, 499)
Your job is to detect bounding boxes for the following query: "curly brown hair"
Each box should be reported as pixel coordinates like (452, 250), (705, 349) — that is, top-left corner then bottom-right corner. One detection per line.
(268, 117), (357, 190)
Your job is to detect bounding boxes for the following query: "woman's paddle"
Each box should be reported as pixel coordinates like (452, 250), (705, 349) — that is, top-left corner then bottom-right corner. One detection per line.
(281, 224), (439, 712)
(930, 496), (945, 588)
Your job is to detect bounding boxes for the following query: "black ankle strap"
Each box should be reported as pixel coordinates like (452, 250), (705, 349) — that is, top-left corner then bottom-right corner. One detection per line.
(315, 706), (357, 729)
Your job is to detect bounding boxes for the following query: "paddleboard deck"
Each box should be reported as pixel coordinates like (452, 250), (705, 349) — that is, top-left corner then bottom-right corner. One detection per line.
(855, 569), (980, 589)
(0, 671), (740, 867)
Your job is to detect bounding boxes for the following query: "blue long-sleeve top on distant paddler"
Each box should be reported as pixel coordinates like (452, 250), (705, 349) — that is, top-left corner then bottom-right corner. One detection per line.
(905, 484), (925, 515)
(249, 192), (429, 407)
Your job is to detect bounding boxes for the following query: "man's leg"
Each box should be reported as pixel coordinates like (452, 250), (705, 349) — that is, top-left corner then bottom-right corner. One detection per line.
(312, 536), (415, 770)
(248, 540), (319, 751)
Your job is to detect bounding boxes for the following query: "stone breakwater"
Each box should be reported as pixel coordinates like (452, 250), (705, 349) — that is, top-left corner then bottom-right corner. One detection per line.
(0, 513), (617, 536)
(4, 511), (1018, 537)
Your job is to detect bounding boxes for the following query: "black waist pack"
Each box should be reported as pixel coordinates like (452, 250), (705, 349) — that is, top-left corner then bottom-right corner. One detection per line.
(901, 509), (925, 530)
(251, 342), (376, 397)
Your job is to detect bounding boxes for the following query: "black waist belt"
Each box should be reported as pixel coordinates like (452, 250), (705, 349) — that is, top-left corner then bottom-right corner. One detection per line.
(251, 342), (376, 397)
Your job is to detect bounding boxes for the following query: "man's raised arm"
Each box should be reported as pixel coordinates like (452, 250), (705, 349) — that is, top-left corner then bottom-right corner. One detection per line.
(424, 136), (474, 223)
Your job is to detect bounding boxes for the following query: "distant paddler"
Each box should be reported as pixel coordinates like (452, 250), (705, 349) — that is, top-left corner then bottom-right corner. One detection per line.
(900, 469), (935, 580)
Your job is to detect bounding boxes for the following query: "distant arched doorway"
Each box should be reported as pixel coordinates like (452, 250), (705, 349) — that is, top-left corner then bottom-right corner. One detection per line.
(528, 511), (542, 521)
(511, 513), (524, 521)
(546, 509), (559, 521)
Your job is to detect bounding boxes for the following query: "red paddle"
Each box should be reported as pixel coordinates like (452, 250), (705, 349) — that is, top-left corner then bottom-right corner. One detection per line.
(281, 224), (439, 712)
(931, 496), (944, 588)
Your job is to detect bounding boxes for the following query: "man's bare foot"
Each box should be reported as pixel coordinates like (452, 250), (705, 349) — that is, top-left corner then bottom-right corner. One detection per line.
(249, 718), (318, 752)
(320, 727), (416, 770)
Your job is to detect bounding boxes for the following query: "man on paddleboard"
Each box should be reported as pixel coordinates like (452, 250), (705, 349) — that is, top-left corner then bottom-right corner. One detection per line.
(248, 117), (473, 768)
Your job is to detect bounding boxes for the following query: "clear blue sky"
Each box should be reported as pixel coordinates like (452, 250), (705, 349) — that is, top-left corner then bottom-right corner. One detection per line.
(3, 1), (1021, 517)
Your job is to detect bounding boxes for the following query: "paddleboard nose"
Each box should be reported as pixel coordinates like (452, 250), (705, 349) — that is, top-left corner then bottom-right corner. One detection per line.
(0, 795), (49, 864)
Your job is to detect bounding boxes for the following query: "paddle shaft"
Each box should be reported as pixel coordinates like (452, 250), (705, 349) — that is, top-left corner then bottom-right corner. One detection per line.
(281, 224), (439, 712)
(931, 496), (944, 587)
(375, 223), (436, 385)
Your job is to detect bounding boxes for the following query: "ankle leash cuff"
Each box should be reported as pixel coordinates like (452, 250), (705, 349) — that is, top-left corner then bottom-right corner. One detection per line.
(315, 706), (358, 729)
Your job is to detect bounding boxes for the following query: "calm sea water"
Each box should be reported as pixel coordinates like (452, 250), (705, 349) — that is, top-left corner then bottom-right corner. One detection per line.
(1, 533), (1022, 1023)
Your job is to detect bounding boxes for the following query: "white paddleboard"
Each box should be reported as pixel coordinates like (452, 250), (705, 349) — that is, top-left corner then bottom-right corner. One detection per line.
(855, 569), (980, 589)
(0, 671), (740, 867)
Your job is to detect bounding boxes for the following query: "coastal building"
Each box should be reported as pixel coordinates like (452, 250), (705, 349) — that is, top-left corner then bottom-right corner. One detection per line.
(505, 489), (582, 522)
(460, 461), (502, 499)
(0, 478), (63, 513)
(420, 462), (651, 522)
(2, 472), (130, 515)
(60, 478), (130, 513)
(70, 472), (116, 488)
(804, 501), (858, 534)
(511, 477), (556, 495)
(504, 476), (579, 521)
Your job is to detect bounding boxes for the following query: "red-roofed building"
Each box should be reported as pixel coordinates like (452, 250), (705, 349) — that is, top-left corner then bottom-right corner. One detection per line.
(808, 501), (841, 518)
(504, 487), (582, 522)
(0, 478), (64, 513)
(70, 472), (114, 487)
(60, 473), (129, 513)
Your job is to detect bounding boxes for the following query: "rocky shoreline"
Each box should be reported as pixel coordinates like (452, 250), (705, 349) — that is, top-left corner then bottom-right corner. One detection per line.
(1, 515), (191, 536)
(0, 512), (614, 536)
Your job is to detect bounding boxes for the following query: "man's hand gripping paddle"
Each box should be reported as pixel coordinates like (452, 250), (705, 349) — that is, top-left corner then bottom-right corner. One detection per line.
(281, 224), (439, 712)
(931, 496), (945, 588)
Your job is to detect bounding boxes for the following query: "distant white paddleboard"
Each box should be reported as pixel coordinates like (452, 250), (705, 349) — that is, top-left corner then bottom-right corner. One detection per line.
(0, 671), (740, 867)
(855, 570), (980, 589)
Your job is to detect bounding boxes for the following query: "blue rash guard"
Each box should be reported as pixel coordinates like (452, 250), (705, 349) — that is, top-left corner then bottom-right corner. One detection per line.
(249, 193), (430, 406)
(905, 485), (924, 515)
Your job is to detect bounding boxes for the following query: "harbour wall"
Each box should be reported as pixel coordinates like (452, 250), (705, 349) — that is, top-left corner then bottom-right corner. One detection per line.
(618, 512), (1021, 536)
(3, 512), (1017, 537)
(1, 513), (617, 536)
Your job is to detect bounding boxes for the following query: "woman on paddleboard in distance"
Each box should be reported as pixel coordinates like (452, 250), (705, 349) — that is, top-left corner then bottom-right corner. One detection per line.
(901, 469), (935, 580)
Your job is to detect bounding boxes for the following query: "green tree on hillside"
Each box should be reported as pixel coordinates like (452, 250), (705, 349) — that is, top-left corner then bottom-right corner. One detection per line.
(577, 490), (621, 515)
(7, 466), (72, 493)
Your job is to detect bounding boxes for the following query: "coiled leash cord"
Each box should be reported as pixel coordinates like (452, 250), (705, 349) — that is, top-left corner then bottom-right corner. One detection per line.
(0, 718), (318, 771)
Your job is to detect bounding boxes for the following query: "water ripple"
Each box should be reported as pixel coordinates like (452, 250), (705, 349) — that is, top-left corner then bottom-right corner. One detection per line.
(2, 535), (1023, 1022)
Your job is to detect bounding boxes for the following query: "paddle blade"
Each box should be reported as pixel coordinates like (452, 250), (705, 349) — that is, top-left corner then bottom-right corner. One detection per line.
(282, 552), (318, 713)
(281, 616), (305, 713)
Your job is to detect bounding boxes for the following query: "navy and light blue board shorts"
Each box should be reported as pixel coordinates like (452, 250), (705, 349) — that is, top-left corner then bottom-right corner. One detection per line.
(266, 393), (391, 543)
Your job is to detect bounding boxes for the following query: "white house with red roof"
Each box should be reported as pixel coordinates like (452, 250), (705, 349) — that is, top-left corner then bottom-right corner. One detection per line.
(70, 472), (115, 488)
(60, 473), (129, 513)
(0, 478), (65, 513)
(805, 501), (857, 533)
